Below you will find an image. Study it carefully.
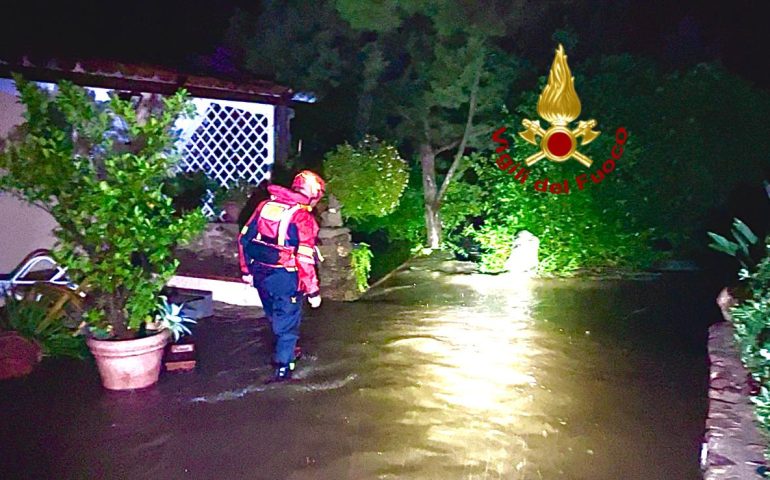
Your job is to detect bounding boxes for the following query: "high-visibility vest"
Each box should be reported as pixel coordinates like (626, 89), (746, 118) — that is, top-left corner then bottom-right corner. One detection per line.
(249, 200), (304, 270)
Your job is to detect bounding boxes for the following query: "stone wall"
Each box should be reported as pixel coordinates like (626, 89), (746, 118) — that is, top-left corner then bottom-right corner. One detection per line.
(317, 227), (359, 301)
(183, 223), (241, 259)
(316, 195), (360, 302)
(702, 288), (768, 479)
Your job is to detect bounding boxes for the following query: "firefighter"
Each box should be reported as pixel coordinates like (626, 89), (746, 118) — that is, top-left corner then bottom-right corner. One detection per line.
(237, 170), (325, 382)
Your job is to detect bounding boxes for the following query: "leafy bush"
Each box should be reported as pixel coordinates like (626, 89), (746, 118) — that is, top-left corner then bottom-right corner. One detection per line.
(444, 143), (659, 274)
(575, 57), (770, 254)
(0, 286), (87, 358)
(728, 246), (770, 460)
(324, 136), (409, 221)
(351, 171), (426, 247)
(350, 242), (374, 292)
(0, 77), (207, 339)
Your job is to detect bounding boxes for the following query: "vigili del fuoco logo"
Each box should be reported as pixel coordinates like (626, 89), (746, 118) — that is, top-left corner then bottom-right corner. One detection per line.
(492, 44), (628, 195)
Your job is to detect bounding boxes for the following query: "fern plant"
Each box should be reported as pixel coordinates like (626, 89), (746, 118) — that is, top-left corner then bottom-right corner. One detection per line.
(0, 285), (87, 358)
(708, 218), (760, 270)
(350, 243), (374, 293)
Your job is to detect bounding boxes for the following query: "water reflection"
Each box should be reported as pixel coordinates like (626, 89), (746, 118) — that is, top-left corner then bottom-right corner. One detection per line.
(375, 273), (547, 478)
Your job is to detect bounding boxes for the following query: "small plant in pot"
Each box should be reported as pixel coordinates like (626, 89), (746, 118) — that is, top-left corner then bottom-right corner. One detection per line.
(148, 295), (196, 342)
(0, 76), (206, 390)
(219, 178), (255, 223)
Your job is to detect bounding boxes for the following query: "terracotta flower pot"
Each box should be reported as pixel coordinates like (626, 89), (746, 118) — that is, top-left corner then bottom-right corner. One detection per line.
(222, 201), (242, 224)
(87, 329), (171, 390)
(0, 331), (43, 380)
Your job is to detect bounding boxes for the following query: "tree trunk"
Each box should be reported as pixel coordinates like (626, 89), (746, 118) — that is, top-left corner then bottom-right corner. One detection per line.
(420, 143), (441, 249)
(107, 288), (130, 339)
(424, 201), (441, 249)
(353, 91), (373, 142)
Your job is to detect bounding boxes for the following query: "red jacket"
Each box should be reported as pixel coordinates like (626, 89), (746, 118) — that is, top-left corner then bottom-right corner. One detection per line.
(237, 185), (320, 296)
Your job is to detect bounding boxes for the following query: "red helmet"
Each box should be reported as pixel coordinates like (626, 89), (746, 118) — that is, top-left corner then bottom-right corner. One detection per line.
(292, 170), (325, 203)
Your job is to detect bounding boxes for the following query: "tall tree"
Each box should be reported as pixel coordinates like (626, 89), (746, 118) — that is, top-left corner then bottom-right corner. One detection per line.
(228, 0), (556, 247)
(334, 1), (530, 247)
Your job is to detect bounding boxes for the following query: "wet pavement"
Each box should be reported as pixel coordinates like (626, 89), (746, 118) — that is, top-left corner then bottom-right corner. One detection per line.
(0, 259), (720, 479)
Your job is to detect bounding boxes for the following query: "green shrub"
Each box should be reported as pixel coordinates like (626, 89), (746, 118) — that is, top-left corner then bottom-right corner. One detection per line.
(443, 142), (659, 274)
(440, 56), (770, 275)
(729, 250), (770, 460)
(350, 242), (374, 292)
(0, 286), (87, 359)
(351, 171), (426, 248)
(324, 136), (409, 221)
(0, 76), (207, 339)
(575, 57), (770, 254)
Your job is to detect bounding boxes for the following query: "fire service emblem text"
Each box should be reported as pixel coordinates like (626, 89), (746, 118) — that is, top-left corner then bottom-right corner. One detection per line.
(520, 44), (600, 167)
(492, 44), (628, 195)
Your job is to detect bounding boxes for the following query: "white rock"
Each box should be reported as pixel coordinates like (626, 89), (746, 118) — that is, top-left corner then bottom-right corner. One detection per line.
(503, 230), (539, 275)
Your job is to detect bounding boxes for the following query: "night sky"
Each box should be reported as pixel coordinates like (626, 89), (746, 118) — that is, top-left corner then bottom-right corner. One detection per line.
(0, 0), (767, 88)
(0, 0), (253, 68)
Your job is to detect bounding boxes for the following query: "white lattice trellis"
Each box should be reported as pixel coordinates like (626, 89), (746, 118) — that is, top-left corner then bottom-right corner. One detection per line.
(18, 84), (275, 219)
(175, 98), (275, 217)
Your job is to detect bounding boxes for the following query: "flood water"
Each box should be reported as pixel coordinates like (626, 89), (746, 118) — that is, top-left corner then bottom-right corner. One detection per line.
(0, 260), (720, 479)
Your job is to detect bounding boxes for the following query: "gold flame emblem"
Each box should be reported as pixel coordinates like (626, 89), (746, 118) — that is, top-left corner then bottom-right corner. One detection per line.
(519, 44), (600, 167)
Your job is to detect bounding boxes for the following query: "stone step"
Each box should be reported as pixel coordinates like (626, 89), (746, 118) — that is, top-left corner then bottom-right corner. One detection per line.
(167, 274), (262, 307)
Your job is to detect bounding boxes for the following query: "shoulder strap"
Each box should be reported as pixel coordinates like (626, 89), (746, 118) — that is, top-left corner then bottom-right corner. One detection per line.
(277, 204), (302, 246)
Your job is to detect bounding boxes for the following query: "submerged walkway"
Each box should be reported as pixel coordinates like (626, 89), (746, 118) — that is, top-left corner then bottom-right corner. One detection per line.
(0, 258), (719, 479)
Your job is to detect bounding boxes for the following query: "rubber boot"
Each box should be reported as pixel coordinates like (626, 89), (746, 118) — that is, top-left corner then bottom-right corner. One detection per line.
(272, 346), (303, 369)
(266, 364), (292, 384)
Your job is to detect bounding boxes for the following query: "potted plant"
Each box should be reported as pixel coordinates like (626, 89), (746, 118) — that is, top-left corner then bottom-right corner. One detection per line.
(219, 178), (255, 223)
(0, 76), (206, 390)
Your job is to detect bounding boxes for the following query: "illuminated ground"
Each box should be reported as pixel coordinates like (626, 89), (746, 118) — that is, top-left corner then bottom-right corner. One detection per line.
(0, 259), (717, 479)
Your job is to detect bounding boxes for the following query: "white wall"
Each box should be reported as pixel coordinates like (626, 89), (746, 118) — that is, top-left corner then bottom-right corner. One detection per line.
(0, 81), (58, 273)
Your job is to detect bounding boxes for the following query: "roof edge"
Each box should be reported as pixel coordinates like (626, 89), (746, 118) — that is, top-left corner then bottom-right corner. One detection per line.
(0, 57), (295, 106)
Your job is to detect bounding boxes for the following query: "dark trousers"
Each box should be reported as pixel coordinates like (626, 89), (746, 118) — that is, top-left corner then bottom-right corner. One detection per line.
(253, 267), (302, 366)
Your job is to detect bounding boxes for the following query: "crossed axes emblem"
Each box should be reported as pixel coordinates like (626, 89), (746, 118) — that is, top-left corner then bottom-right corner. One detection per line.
(519, 119), (600, 168)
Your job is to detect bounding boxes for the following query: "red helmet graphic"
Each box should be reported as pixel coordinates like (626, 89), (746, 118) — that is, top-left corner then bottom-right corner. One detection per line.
(292, 170), (325, 203)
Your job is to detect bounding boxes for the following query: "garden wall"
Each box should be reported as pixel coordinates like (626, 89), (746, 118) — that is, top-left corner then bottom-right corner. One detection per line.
(703, 289), (768, 479)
